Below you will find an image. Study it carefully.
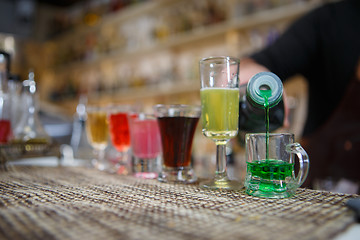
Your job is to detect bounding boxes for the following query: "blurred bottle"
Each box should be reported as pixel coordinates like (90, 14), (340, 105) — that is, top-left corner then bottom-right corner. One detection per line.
(70, 95), (93, 160)
(8, 74), (22, 131)
(0, 52), (11, 143)
(238, 72), (284, 143)
(13, 71), (51, 144)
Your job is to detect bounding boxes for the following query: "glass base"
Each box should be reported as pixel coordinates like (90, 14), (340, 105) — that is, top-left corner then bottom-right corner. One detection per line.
(200, 177), (243, 190)
(92, 158), (111, 172)
(132, 156), (159, 179)
(106, 148), (130, 175)
(245, 189), (295, 199)
(158, 166), (197, 184)
(92, 156), (129, 175)
(134, 172), (158, 179)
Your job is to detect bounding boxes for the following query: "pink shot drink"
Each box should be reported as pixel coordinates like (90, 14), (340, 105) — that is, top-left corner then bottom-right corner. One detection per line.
(131, 118), (161, 158)
(129, 114), (161, 178)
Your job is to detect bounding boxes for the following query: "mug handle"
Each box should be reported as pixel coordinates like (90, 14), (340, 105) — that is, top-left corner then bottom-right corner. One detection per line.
(286, 143), (310, 187)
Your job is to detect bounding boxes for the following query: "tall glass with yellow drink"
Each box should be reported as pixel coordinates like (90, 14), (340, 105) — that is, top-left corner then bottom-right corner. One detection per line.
(200, 88), (239, 141)
(199, 56), (241, 190)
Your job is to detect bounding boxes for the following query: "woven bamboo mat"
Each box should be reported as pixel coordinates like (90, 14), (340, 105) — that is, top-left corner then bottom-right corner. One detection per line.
(0, 166), (358, 240)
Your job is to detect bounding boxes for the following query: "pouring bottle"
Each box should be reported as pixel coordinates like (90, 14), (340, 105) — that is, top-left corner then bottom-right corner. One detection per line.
(238, 72), (284, 139)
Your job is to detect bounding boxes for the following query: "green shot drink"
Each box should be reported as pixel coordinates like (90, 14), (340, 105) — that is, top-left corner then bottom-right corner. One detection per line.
(244, 132), (309, 199)
(245, 133), (309, 198)
(246, 159), (294, 194)
(200, 87), (239, 141)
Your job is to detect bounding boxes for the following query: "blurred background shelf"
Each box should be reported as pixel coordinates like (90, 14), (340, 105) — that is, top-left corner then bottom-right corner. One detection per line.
(29, 0), (319, 114)
(0, 0), (319, 155)
(50, 1), (320, 72)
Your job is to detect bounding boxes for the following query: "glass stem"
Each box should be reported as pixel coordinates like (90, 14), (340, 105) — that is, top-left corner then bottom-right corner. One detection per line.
(98, 149), (105, 162)
(215, 142), (228, 181)
(97, 149), (106, 171)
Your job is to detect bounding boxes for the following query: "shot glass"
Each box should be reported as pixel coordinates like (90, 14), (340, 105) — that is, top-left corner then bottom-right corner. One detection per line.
(154, 104), (201, 183)
(245, 133), (310, 198)
(128, 113), (161, 179)
(108, 104), (132, 174)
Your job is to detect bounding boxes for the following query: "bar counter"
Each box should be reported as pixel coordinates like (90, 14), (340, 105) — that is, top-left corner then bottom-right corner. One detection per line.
(0, 165), (359, 240)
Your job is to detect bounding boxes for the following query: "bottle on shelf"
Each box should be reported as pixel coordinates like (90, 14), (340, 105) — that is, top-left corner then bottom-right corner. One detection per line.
(13, 71), (52, 144)
(8, 74), (23, 131)
(238, 72), (284, 143)
(70, 95), (93, 161)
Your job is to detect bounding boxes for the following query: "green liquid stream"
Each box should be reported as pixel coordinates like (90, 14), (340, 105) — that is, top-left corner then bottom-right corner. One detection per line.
(259, 89), (271, 160)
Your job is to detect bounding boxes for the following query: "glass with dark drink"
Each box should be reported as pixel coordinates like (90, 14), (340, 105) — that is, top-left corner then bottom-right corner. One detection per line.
(154, 104), (201, 183)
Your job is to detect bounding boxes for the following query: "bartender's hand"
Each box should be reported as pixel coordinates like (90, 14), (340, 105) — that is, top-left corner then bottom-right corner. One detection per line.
(239, 58), (270, 85)
(239, 57), (290, 129)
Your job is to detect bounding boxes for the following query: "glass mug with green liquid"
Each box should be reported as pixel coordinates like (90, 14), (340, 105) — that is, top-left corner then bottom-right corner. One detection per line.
(245, 133), (310, 198)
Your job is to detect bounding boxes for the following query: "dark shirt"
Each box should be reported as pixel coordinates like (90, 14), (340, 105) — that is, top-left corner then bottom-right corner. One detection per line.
(251, 0), (360, 136)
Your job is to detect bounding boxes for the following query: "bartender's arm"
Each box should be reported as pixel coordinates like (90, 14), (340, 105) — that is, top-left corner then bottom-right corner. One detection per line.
(239, 58), (270, 85)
